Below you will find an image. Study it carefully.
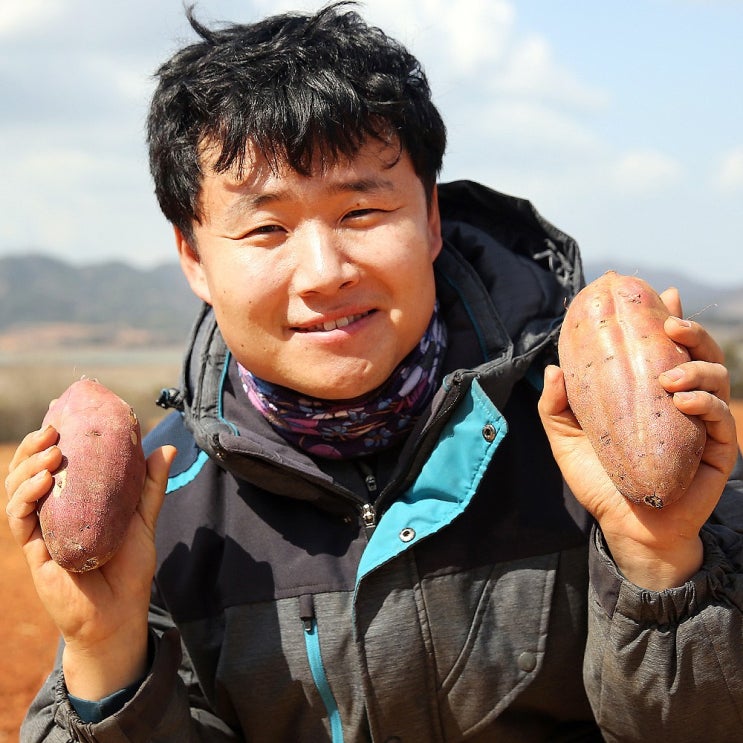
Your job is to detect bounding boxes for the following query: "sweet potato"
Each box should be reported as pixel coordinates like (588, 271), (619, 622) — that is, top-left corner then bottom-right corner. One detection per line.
(38, 379), (146, 572)
(558, 271), (705, 509)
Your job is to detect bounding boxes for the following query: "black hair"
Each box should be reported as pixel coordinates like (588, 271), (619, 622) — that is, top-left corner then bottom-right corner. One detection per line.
(146, 1), (447, 242)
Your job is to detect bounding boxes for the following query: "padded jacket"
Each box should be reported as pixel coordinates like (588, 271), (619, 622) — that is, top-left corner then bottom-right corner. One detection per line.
(21, 181), (743, 742)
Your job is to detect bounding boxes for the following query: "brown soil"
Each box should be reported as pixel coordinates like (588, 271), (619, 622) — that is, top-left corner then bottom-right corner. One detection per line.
(2, 405), (743, 740)
(0, 444), (58, 742)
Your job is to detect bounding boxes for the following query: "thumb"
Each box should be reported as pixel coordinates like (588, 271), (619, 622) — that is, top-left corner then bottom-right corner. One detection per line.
(139, 445), (176, 531)
(659, 286), (683, 318)
(538, 364), (570, 420)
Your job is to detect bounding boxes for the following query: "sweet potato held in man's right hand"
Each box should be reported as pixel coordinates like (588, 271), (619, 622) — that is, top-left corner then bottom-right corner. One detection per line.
(37, 379), (146, 572)
(558, 271), (706, 509)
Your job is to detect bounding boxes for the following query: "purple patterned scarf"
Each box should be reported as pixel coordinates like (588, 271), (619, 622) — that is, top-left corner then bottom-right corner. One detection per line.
(238, 302), (447, 459)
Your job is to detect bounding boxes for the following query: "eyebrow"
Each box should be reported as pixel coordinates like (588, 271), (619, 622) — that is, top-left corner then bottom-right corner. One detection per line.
(224, 175), (398, 221)
(326, 176), (397, 196)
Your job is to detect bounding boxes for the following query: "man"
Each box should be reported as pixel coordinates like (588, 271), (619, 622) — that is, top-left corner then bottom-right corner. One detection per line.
(6, 3), (743, 741)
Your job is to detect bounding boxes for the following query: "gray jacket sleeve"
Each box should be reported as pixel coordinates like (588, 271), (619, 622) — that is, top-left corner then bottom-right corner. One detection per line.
(584, 453), (743, 742)
(19, 613), (238, 742)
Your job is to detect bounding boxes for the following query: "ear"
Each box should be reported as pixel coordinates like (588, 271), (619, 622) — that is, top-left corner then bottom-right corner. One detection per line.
(427, 185), (443, 262)
(174, 226), (212, 305)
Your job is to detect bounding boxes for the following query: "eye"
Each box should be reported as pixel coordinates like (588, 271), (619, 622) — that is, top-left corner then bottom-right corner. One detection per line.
(343, 207), (389, 223)
(249, 224), (284, 236)
(229, 223), (287, 244)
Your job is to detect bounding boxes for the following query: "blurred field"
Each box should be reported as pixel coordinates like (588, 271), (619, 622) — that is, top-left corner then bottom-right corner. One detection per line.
(1, 404), (742, 740)
(0, 347), (182, 443)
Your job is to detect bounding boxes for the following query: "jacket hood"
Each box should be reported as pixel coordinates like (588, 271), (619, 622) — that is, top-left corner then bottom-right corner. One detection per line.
(435, 180), (582, 408)
(159, 180), (583, 500)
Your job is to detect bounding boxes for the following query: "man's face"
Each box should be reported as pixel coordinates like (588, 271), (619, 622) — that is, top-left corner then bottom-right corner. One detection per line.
(176, 139), (443, 400)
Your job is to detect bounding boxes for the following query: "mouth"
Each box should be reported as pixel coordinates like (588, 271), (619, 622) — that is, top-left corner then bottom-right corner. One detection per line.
(294, 310), (373, 333)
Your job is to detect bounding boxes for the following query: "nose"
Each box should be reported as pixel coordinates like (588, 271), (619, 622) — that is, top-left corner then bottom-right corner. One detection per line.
(291, 223), (359, 296)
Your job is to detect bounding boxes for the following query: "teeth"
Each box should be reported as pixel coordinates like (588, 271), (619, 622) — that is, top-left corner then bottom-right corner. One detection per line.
(307, 312), (366, 332)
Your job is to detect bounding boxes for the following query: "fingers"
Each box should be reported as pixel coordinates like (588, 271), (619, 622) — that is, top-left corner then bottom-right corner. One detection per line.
(672, 388), (737, 455)
(147, 445), (177, 490)
(538, 365), (584, 449)
(5, 432), (63, 555)
(537, 365), (568, 418)
(664, 314), (726, 365)
(659, 355), (738, 481)
(5, 426), (62, 521)
(659, 286), (682, 318)
(659, 358), (730, 402)
(138, 446), (177, 535)
(7, 425), (59, 478)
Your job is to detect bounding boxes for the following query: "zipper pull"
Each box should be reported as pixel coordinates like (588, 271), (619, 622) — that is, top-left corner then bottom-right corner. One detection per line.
(299, 594), (315, 633)
(364, 472), (378, 496)
(361, 503), (377, 534)
(356, 459), (378, 499)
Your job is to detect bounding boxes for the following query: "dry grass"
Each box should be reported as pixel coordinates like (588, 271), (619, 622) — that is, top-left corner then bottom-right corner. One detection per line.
(0, 348), (182, 443)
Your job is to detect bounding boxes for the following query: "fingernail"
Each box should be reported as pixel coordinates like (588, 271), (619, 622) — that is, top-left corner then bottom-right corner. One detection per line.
(671, 316), (692, 328)
(674, 391), (695, 402)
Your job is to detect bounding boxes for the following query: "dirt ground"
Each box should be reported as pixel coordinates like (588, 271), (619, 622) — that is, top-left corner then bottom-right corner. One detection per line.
(2, 406), (743, 740)
(0, 444), (59, 742)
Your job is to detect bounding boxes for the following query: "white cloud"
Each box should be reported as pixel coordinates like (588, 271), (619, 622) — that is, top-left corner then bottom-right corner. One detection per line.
(411, 0), (515, 75)
(82, 52), (155, 105)
(0, 0), (65, 36)
(611, 150), (684, 194)
(366, 0), (608, 115)
(464, 99), (603, 158)
(486, 34), (610, 111)
(716, 147), (743, 191)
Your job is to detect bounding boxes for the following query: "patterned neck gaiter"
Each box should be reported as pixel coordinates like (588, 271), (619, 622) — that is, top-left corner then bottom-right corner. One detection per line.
(238, 302), (447, 459)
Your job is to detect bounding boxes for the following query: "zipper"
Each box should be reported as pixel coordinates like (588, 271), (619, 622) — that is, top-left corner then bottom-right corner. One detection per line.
(378, 370), (467, 506)
(299, 595), (344, 743)
(356, 460), (378, 536)
(360, 503), (377, 535)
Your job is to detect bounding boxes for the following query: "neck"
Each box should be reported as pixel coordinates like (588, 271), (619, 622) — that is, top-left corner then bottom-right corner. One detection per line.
(238, 301), (447, 459)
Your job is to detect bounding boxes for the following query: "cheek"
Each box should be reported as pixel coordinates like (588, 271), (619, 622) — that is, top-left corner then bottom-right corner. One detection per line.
(210, 257), (285, 310)
(370, 222), (437, 275)
(209, 269), (290, 351)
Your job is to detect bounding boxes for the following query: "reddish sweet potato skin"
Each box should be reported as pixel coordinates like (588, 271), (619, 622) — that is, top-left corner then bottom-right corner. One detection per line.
(558, 271), (706, 509)
(38, 379), (146, 572)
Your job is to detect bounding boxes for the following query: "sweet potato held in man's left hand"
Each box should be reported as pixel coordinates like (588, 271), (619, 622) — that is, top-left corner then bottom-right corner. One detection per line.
(558, 271), (706, 509)
(38, 379), (146, 572)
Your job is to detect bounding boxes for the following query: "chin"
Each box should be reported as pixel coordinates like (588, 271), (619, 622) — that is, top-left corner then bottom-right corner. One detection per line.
(301, 383), (375, 402)
(297, 370), (387, 401)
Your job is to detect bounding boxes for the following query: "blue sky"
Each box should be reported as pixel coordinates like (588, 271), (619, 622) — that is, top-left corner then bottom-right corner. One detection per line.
(1, 0), (741, 286)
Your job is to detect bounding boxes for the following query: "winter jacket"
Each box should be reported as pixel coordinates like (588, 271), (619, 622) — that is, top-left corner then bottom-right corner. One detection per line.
(21, 181), (743, 742)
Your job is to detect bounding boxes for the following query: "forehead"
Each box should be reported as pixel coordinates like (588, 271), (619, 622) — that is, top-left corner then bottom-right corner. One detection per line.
(201, 134), (408, 181)
(196, 137), (420, 215)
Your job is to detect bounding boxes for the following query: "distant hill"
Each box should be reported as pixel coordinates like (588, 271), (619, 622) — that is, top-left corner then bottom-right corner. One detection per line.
(0, 253), (740, 352)
(0, 254), (201, 350)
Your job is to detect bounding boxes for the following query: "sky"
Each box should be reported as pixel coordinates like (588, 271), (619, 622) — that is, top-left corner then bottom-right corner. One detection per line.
(0, 0), (741, 286)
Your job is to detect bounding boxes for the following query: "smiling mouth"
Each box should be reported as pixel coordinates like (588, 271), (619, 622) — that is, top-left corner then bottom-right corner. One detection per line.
(297, 311), (373, 333)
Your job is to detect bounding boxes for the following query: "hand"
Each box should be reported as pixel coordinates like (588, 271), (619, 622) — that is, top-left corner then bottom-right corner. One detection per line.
(539, 288), (739, 590)
(4, 424), (176, 698)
